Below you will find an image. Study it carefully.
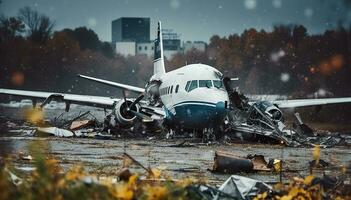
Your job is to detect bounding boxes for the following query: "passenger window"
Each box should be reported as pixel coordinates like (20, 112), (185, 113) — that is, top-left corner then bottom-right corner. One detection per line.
(213, 80), (223, 89)
(185, 81), (191, 91)
(175, 85), (179, 93)
(199, 80), (212, 88)
(188, 80), (198, 92)
(170, 86), (173, 93)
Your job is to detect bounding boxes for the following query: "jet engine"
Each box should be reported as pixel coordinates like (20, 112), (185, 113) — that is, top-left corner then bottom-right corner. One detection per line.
(248, 101), (283, 127)
(114, 100), (140, 126)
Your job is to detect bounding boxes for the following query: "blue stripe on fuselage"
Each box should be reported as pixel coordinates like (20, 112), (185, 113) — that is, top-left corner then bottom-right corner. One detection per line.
(164, 101), (227, 129)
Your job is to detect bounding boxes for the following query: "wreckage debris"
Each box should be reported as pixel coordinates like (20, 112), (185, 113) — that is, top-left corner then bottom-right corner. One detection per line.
(212, 151), (253, 173)
(36, 127), (74, 137)
(70, 119), (95, 131)
(212, 151), (281, 173)
(219, 175), (272, 200)
(19, 152), (33, 161)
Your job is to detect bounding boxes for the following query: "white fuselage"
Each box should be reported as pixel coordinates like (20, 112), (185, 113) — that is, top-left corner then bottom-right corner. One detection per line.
(154, 64), (229, 129)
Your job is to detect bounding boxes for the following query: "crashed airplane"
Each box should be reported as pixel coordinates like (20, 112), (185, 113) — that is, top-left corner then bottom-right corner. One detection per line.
(1, 22), (351, 144)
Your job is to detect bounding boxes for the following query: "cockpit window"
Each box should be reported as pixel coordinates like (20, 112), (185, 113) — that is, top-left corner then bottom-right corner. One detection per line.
(213, 80), (223, 89)
(199, 80), (212, 88)
(188, 80), (198, 92)
(185, 81), (191, 91)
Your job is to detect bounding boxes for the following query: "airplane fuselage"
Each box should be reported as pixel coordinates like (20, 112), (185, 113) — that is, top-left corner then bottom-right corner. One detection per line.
(156, 64), (229, 130)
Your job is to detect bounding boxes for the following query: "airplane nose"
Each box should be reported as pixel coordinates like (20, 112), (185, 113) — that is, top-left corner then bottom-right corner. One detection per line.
(215, 101), (228, 116)
(216, 101), (226, 109)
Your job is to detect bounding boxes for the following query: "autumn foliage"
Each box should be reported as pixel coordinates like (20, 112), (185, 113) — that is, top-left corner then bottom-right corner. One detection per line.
(1, 8), (351, 98)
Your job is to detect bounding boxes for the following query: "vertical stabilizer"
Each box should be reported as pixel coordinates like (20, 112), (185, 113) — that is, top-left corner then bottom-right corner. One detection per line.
(153, 21), (166, 78)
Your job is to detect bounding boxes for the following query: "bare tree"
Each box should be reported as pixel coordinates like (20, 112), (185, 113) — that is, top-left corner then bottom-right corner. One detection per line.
(0, 16), (25, 42)
(18, 6), (55, 43)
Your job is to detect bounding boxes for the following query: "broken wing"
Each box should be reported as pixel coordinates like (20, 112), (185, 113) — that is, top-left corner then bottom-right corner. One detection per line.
(0, 88), (117, 109)
(273, 97), (351, 108)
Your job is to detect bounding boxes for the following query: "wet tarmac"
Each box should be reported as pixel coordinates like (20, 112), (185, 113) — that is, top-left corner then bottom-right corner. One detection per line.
(0, 106), (350, 187)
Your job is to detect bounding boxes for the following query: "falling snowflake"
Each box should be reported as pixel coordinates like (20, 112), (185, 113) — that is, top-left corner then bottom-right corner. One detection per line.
(304, 8), (313, 18)
(270, 50), (285, 62)
(244, 0), (257, 10)
(272, 0), (282, 8)
(317, 88), (326, 97)
(280, 73), (290, 82)
(170, 0), (180, 10)
(88, 18), (97, 27)
(278, 49), (285, 57)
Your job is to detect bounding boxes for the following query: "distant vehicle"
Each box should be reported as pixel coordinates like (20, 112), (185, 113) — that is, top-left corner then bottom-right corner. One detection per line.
(19, 99), (33, 108)
(1, 22), (351, 139)
(0, 100), (20, 108)
(43, 101), (66, 110)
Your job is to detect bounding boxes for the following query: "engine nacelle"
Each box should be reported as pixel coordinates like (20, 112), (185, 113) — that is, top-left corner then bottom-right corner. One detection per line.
(114, 100), (140, 126)
(249, 101), (283, 122)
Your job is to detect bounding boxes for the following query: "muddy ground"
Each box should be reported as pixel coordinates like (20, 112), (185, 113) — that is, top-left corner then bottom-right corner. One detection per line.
(0, 106), (350, 187)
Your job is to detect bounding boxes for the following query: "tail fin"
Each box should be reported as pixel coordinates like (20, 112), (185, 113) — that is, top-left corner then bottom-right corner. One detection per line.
(153, 21), (166, 78)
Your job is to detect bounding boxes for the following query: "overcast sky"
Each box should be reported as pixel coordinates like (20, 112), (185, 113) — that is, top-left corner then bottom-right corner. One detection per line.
(1, 0), (350, 42)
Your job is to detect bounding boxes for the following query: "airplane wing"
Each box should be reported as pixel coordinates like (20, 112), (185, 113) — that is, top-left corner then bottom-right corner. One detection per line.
(78, 74), (145, 93)
(273, 97), (351, 108)
(0, 88), (165, 119)
(0, 88), (117, 108)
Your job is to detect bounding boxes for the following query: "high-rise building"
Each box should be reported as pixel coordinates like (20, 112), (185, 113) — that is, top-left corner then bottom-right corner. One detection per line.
(111, 17), (150, 44)
(162, 29), (181, 59)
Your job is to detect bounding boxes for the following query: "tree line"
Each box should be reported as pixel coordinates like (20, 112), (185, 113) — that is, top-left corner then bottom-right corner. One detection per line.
(0, 7), (350, 98)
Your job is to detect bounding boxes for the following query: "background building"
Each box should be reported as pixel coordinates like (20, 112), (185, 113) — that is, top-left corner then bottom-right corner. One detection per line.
(136, 42), (154, 57)
(111, 17), (205, 58)
(112, 17), (150, 56)
(162, 29), (181, 59)
(112, 17), (150, 43)
(115, 42), (136, 56)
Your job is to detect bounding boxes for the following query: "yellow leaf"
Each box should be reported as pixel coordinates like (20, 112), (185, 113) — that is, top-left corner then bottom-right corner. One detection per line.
(149, 168), (161, 179)
(304, 175), (314, 185)
(313, 145), (320, 164)
(254, 191), (268, 200)
(65, 165), (85, 181)
(144, 185), (168, 200)
(112, 183), (133, 200)
(24, 108), (44, 124)
(128, 175), (137, 188)
(273, 159), (282, 172)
